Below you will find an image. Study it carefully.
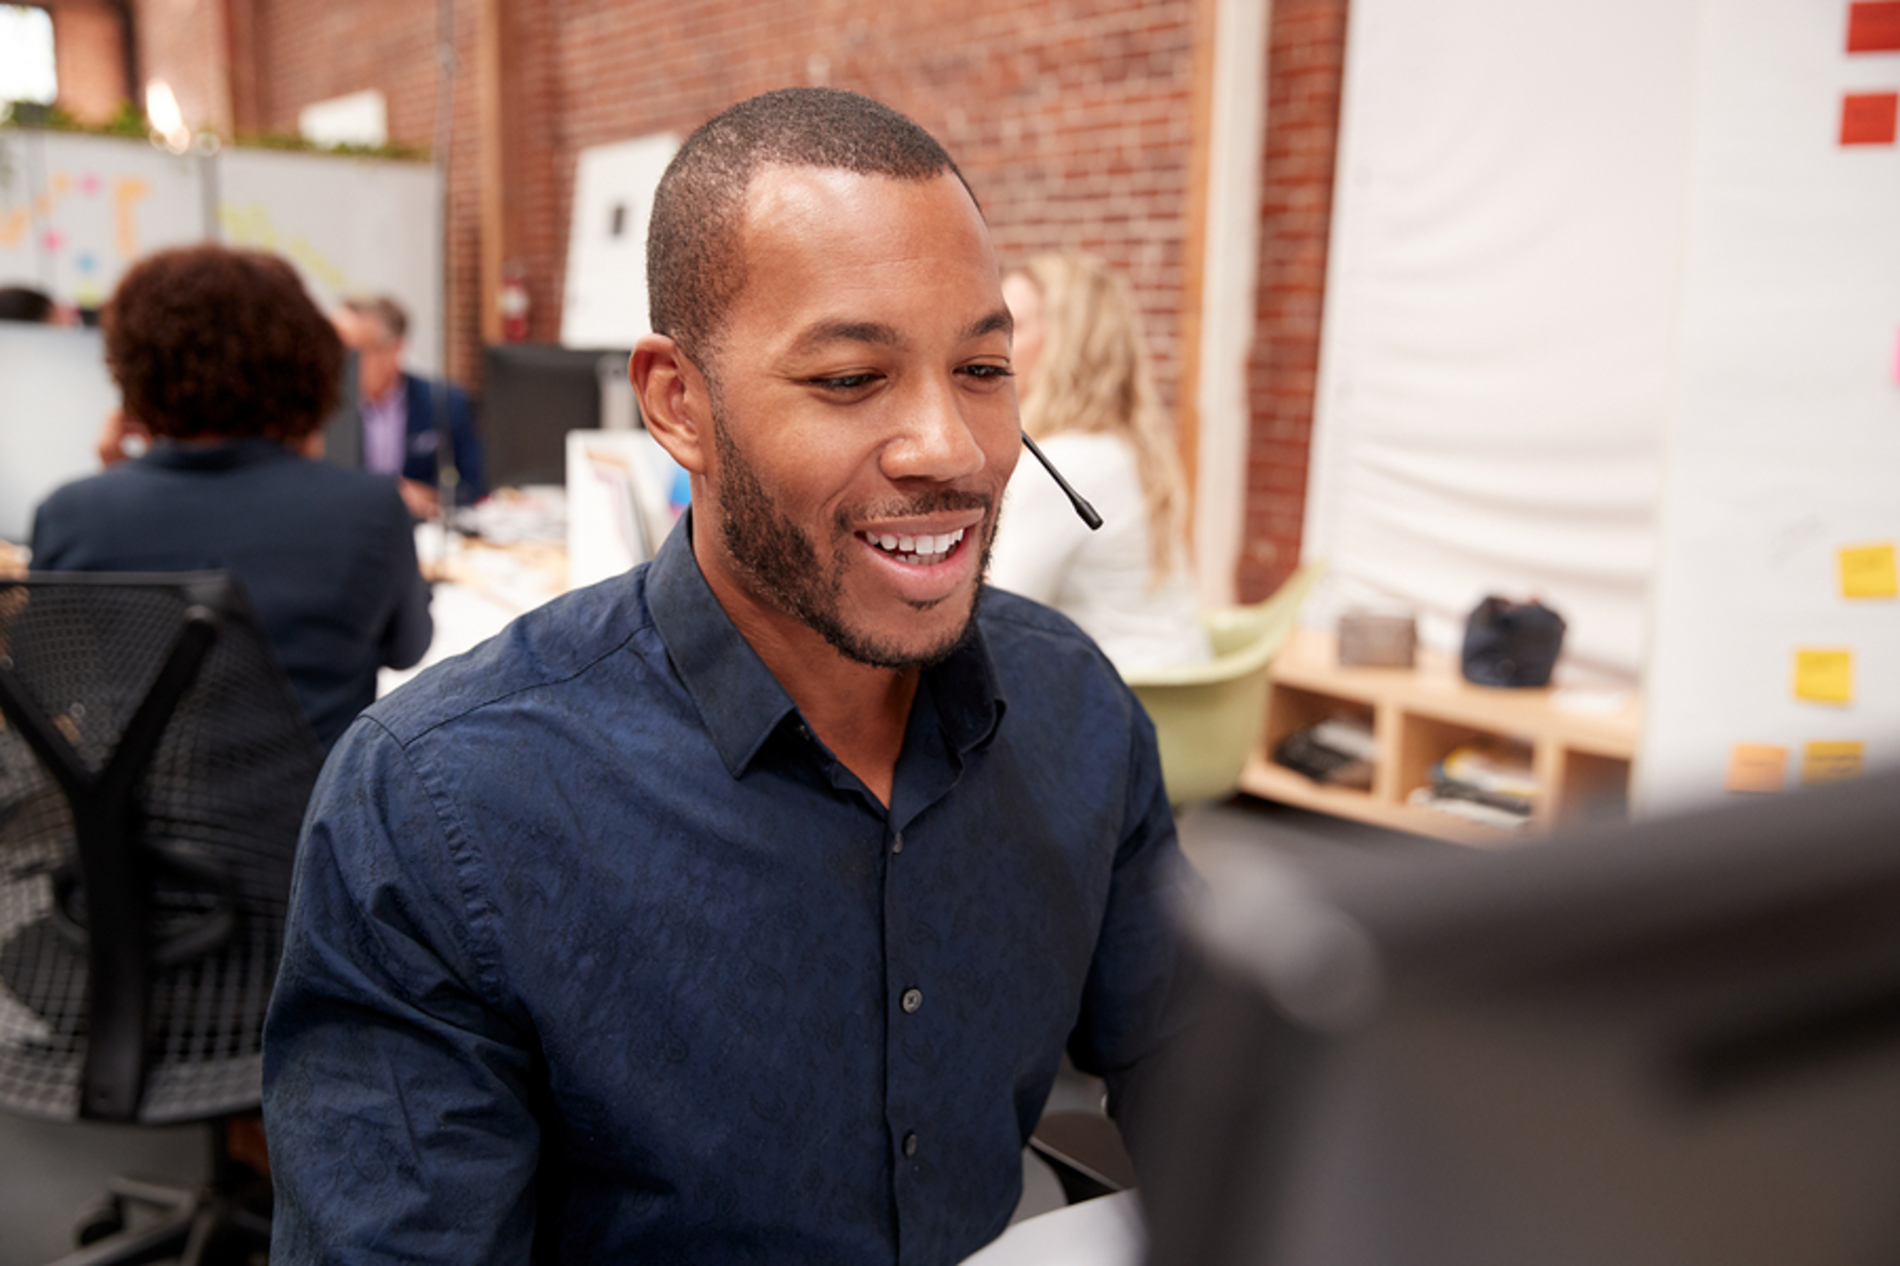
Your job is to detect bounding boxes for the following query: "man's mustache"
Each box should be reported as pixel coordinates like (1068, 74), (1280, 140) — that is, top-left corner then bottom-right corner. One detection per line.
(838, 488), (994, 527)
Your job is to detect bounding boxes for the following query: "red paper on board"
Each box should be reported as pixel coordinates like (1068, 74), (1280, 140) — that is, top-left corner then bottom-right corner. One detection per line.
(1847, 1), (1900, 52)
(1841, 93), (1899, 145)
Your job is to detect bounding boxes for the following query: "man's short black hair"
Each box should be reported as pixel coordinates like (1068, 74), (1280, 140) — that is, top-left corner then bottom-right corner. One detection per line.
(647, 87), (968, 372)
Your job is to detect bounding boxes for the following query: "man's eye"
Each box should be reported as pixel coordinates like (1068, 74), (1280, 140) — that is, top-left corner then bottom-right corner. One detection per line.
(809, 373), (879, 392)
(961, 364), (1014, 381)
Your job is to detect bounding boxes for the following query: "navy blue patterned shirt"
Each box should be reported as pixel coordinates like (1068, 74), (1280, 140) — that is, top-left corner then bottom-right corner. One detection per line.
(263, 520), (1197, 1264)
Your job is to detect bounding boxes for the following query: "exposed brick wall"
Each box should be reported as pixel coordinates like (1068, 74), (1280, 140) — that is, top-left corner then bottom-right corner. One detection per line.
(240, 0), (1202, 402)
(225, 0), (262, 135)
(100, 0), (1352, 597)
(1237, 0), (1349, 602)
(133, 0), (233, 130)
(249, 0), (451, 143)
(43, 0), (131, 122)
(247, 0), (484, 375)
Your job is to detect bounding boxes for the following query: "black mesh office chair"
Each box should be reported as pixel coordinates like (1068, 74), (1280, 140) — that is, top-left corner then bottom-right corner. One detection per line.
(0, 572), (324, 1265)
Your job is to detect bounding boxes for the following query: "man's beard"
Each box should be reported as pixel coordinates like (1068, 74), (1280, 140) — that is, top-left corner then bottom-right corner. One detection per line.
(711, 411), (992, 670)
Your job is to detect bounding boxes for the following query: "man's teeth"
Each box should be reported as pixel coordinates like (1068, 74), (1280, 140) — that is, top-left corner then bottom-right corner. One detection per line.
(866, 528), (965, 561)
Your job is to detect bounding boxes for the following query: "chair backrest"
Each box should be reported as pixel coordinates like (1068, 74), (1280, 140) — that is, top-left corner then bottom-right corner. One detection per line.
(1124, 560), (1326, 806)
(0, 572), (324, 1125)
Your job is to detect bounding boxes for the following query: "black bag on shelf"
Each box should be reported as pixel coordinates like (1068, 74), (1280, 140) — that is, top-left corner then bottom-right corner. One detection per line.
(1460, 596), (1565, 688)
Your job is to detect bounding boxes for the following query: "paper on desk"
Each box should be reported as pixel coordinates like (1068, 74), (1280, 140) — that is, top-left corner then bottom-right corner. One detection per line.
(959, 1191), (1144, 1266)
(377, 581), (521, 698)
(1550, 687), (1629, 716)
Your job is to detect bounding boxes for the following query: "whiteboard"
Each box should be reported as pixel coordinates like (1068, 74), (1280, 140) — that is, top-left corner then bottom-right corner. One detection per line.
(220, 147), (444, 373)
(0, 130), (207, 308)
(561, 134), (679, 349)
(0, 323), (118, 544)
(1637, 0), (1900, 813)
(0, 131), (443, 372)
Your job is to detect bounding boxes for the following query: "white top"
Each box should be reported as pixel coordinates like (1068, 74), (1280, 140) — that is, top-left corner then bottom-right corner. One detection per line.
(989, 432), (1211, 672)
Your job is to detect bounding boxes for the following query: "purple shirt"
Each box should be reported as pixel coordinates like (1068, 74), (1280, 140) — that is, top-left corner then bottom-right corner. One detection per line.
(360, 386), (406, 477)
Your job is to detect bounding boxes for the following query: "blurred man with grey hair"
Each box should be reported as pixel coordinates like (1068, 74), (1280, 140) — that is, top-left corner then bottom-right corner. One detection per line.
(332, 293), (485, 515)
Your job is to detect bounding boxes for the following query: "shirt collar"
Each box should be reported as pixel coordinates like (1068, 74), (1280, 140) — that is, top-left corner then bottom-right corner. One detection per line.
(361, 369), (407, 409)
(136, 437), (297, 472)
(645, 513), (1005, 780)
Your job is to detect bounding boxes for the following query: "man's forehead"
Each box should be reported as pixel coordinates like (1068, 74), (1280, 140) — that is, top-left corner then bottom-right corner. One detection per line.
(336, 309), (396, 346)
(703, 163), (1004, 370)
(739, 163), (985, 241)
(783, 308), (1013, 359)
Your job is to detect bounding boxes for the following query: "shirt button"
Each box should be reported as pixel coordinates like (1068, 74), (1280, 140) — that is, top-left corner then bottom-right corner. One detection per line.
(903, 1131), (919, 1157)
(901, 988), (922, 1014)
(891, 830), (904, 855)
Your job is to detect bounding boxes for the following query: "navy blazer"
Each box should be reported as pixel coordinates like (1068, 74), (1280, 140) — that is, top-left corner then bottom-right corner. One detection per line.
(397, 372), (486, 500)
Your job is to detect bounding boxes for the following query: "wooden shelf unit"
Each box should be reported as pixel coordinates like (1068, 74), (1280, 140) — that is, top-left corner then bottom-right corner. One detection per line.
(1241, 626), (1642, 846)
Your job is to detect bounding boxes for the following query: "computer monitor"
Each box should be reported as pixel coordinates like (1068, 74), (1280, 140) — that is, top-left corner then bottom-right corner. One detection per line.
(318, 348), (364, 472)
(480, 344), (634, 489)
(1145, 769), (1900, 1266)
(0, 323), (119, 544)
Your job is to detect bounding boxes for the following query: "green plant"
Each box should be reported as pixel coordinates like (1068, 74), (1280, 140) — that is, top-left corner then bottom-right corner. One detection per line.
(1, 102), (429, 161)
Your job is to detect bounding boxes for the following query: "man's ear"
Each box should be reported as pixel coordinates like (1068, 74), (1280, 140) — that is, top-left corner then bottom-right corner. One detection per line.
(630, 335), (711, 474)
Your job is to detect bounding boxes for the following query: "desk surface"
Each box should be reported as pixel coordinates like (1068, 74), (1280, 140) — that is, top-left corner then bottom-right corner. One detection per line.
(380, 531), (569, 696)
(960, 1192), (1144, 1266)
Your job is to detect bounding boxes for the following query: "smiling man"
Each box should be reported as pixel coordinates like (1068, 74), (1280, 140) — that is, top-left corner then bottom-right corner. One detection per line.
(263, 88), (1197, 1266)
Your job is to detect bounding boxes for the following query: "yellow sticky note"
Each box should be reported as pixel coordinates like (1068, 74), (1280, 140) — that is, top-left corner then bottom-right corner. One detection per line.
(1794, 648), (1854, 705)
(1839, 543), (1898, 599)
(1726, 743), (1788, 794)
(1802, 740), (1865, 785)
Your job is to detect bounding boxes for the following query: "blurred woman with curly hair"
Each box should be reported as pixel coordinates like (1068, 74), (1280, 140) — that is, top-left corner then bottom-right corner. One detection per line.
(988, 251), (1209, 671)
(30, 244), (431, 749)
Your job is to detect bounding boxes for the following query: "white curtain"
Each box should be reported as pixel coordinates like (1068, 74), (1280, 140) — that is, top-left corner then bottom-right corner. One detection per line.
(1301, 0), (1701, 679)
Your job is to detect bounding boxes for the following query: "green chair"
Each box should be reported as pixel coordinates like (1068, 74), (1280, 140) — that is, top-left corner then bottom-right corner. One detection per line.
(1124, 560), (1326, 807)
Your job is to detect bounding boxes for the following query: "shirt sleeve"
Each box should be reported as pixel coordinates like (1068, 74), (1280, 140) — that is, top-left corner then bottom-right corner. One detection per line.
(986, 455), (1090, 605)
(1065, 696), (1207, 1176)
(263, 720), (536, 1265)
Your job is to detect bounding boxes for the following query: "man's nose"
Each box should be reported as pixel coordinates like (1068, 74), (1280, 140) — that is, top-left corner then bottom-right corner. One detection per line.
(883, 376), (987, 483)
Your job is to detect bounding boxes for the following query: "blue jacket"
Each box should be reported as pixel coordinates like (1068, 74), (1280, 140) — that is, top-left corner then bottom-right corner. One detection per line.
(397, 372), (486, 501)
(31, 439), (432, 748)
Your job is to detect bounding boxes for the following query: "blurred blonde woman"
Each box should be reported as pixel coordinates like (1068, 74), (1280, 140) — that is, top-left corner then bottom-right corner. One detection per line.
(989, 252), (1211, 670)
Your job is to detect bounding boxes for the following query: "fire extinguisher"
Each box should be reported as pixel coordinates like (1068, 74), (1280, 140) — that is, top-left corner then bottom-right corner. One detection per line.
(499, 265), (531, 343)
